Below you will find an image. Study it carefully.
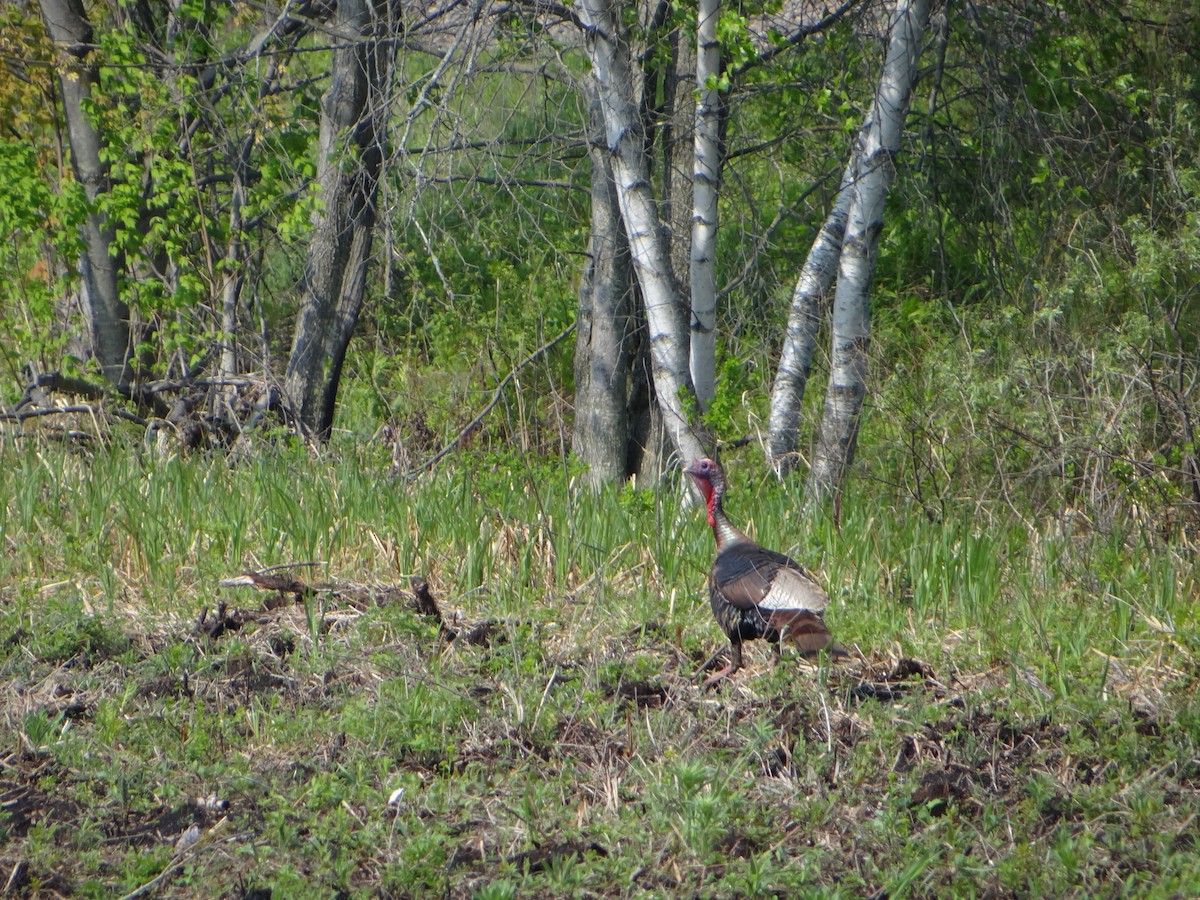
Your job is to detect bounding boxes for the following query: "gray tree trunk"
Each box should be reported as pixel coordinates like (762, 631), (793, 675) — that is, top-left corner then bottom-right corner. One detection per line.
(283, 0), (397, 440)
(39, 0), (132, 388)
(766, 161), (853, 475)
(689, 0), (721, 411)
(660, 16), (695, 305)
(215, 131), (253, 425)
(573, 90), (634, 486)
(576, 0), (708, 470)
(806, 0), (932, 504)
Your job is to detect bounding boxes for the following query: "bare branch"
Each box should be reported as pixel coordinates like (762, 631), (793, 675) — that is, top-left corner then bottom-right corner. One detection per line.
(403, 323), (576, 478)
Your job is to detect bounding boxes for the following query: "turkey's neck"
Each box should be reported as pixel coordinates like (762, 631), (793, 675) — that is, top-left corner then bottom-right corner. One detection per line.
(708, 489), (746, 551)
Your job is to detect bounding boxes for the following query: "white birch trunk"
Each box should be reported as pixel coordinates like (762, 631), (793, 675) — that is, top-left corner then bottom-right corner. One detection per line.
(576, 0), (707, 468)
(766, 157), (854, 475)
(690, 0), (721, 411)
(806, 0), (932, 503)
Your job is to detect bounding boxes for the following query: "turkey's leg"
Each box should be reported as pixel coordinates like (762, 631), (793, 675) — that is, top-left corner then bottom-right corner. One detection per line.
(698, 642), (743, 690)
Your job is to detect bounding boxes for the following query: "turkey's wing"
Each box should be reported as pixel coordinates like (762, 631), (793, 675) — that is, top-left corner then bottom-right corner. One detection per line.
(711, 546), (828, 613)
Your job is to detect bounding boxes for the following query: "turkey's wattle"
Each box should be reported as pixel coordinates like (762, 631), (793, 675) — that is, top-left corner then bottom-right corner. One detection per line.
(685, 457), (843, 688)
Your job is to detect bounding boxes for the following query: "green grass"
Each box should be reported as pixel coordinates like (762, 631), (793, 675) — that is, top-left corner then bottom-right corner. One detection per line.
(1, 437), (1198, 897)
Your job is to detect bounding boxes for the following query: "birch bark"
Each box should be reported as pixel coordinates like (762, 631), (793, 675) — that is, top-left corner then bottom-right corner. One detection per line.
(766, 159), (854, 475)
(690, 0), (721, 411)
(576, 0), (707, 468)
(806, 0), (932, 504)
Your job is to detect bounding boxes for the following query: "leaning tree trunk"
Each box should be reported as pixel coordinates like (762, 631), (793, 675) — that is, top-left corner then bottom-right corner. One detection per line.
(805, 0), (931, 505)
(573, 89), (634, 486)
(689, 0), (721, 412)
(766, 158), (854, 476)
(283, 0), (397, 440)
(39, 0), (132, 388)
(576, 0), (708, 470)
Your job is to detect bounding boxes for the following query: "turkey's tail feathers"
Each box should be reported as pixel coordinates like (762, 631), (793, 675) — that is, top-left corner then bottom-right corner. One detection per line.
(766, 609), (848, 659)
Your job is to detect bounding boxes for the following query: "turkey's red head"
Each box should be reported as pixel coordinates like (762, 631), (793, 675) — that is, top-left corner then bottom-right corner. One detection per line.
(685, 457), (724, 527)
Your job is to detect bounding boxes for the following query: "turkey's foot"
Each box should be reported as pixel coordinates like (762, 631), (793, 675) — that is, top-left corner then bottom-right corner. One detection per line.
(692, 648), (728, 683)
(700, 664), (739, 690)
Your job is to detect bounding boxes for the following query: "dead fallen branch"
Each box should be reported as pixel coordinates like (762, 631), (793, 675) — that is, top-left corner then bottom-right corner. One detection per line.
(218, 571), (316, 609)
(2, 369), (279, 449)
(215, 569), (468, 639)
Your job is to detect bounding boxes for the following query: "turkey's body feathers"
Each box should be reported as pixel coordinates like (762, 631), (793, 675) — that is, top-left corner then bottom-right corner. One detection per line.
(710, 543), (828, 612)
(709, 542), (833, 655)
(685, 457), (842, 687)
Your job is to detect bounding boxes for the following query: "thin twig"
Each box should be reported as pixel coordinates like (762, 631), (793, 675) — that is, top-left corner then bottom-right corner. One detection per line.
(116, 816), (230, 900)
(403, 323), (576, 478)
(1, 404), (99, 421)
(0, 404), (149, 428)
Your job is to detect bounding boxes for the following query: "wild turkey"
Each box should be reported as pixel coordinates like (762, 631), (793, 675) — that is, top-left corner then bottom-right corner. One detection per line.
(685, 457), (842, 688)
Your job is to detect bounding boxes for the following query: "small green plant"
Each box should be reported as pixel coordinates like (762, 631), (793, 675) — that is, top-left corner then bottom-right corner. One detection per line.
(21, 709), (65, 753)
(472, 880), (518, 900)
